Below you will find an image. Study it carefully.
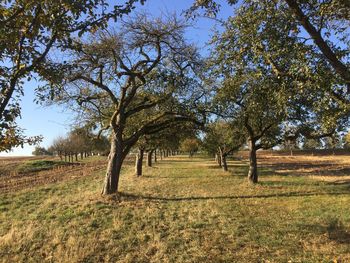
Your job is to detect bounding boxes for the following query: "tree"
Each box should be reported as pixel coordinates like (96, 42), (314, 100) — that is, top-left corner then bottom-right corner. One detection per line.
(303, 138), (322, 150)
(133, 120), (201, 177)
(323, 133), (342, 150)
(180, 138), (200, 157)
(0, 0), (142, 152)
(32, 146), (52, 156)
(44, 14), (204, 195)
(48, 136), (66, 161)
(202, 120), (245, 171)
(207, 0), (347, 183)
(190, 0), (350, 102)
(209, 28), (289, 182)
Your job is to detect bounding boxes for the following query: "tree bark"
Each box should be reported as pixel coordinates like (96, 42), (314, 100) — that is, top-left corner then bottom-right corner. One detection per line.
(216, 151), (222, 167)
(154, 149), (157, 163)
(248, 139), (258, 183)
(101, 133), (123, 195)
(160, 150), (163, 160)
(135, 148), (144, 177)
(147, 150), (153, 167)
(221, 155), (228, 171)
(219, 147), (228, 171)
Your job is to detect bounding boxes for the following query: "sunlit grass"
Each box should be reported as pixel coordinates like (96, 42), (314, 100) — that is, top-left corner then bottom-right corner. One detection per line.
(0, 155), (349, 262)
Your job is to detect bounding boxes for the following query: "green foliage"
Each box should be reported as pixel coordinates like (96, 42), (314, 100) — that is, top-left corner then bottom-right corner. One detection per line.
(49, 127), (110, 157)
(180, 138), (200, 156)
(343, 131), (350, 149)
(207, 0), (348, 151)
(202, 120), (245, 155)
(0, 0), (141, 152)
(17, 160), (67, 174)
(322, 134), (343, 149)
(302, 138), (322, 150)
(32, 146), (52, 156)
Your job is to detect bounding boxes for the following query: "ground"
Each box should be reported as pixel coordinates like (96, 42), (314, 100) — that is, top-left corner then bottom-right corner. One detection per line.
(0, 152), (350, 262)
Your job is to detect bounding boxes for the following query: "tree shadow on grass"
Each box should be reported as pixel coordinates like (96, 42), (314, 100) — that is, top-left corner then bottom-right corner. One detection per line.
(141, 175), (210, 179)
(158, 160), (202, 164)
(300, 218), (350, 244)
(112, 191), (349, 203)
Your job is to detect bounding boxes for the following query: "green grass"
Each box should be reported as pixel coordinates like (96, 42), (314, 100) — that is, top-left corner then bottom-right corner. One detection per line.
(16, 160), (69, 174)
(0, 156), (350, 262)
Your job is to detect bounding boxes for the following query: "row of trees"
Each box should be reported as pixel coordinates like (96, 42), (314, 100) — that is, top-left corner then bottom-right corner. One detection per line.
(193, 0), (350, 183)
(133, 126), (199, 177)
(1, 0), (349, 195)
(33, 128), (109, 162)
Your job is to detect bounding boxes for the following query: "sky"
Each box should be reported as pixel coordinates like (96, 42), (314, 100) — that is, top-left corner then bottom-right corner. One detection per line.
(0, 0), (233, 156)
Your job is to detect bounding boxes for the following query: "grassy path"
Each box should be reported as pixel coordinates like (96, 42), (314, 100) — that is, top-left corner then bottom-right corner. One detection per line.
(1, 156), (350, 262)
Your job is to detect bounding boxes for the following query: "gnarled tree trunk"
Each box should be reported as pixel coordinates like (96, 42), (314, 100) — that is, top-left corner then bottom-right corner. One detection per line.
(102, 133), (123, 195)
(219, 147), (228, 171)
(135, 148), (144, 177)
(248, 139), (258, 183)
(147, 149), (153, 167)
(216, 150), (222, 167)
(221, 155), (228, 171)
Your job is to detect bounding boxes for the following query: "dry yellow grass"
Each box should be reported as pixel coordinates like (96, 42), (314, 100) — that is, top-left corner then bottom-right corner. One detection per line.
(0, 153), (349, 262)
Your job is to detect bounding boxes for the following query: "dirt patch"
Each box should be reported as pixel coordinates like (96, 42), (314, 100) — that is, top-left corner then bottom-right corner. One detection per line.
(0, 161), (106, 193)
(0, 155), (137, 193)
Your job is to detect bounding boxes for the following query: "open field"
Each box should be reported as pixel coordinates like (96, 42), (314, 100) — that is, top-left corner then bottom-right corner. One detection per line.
(1, 152), (350, 262)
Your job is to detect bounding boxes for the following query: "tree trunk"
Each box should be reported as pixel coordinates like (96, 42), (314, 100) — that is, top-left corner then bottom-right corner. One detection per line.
(221, 154), (228, 172)
(147, 150), (153, 167)
(218, 147), (228, 171)
(135, 148), (144, 177)
(216, 151), (222, 167)
(160, 150), (163, 160)
(101, 134), (123, 195)
(248, 139), (258, 183)
(154, 149), (157, 163)
(75, 153), (78, 162)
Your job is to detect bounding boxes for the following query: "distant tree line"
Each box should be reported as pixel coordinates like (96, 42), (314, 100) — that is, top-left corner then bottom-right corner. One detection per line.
(33, 128), (109, 162)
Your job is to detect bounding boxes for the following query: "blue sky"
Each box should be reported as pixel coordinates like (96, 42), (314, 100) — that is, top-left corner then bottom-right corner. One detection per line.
(0, 0), (233, 156)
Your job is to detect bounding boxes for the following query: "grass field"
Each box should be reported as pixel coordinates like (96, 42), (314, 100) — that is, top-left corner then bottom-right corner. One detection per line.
(1, 153), (350, 262)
